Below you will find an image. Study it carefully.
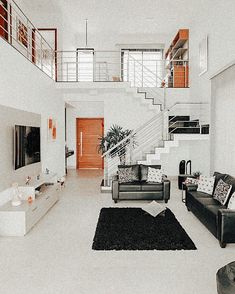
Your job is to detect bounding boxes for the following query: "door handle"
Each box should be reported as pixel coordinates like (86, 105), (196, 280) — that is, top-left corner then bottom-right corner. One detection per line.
(80, 132), (83, 156)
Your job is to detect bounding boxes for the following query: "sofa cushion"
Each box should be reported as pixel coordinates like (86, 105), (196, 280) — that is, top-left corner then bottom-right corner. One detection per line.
(118, 164), (140, 181)
(141, 182), (163, 191)
(197, 175), (215, 195)
(213, 179), (232, 205)
(188, 191), (212, 199)
(224, 175), (235, 196)
(140, 164), (161, 182)
(147, 167), (163, 183)
(119, 182), (142, 191)
(213, 172), (228, 193)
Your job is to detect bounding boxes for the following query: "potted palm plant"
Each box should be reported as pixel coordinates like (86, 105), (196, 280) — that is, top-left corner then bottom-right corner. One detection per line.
(98, 124), (135, 165)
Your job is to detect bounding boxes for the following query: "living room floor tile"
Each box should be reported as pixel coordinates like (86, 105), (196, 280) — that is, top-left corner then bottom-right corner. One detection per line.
(0, 169), (234, 294)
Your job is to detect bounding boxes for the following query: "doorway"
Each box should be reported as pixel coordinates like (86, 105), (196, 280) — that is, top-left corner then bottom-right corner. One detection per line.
(76, 118), (104, 169)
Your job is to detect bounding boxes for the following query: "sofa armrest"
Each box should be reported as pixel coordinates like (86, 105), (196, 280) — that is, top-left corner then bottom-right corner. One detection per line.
(163, 179), (171, 202)
(217, 209), (235, 247)
(112, 174), (118, 181)
(186, 184), (198, 192)
(112, 179), (119, 201)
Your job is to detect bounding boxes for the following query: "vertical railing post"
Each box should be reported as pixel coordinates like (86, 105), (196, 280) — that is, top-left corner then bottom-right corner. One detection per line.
(129, 136), (134, 164)
(141, 59), (144, 87)
(93, 51), (96, 82)
(134, 61), (136, 87)
(40, 38), (43, 70)
(104, 156), (109, 187)
(127, 52), (129, 83)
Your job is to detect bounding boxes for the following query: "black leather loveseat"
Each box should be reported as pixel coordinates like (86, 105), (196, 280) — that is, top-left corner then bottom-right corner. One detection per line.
(112, 164), (171, 203)
(186, 172), (235, 248)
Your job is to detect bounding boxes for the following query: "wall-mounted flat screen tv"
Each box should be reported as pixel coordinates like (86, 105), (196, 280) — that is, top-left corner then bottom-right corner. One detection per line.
(14, 125), (41, 170)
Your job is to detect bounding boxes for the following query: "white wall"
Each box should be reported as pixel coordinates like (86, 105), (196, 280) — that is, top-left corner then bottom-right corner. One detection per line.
(64, 90), (157, 168)
(210, 65), (235, 176)
(0, 105), (41, 193)
(0, 40), (65, 189)
(189, 0), (235, 104)
(157, 139), (210, 177)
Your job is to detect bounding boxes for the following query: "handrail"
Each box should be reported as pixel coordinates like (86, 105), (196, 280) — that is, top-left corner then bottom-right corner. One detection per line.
(102, 102), (209, 157)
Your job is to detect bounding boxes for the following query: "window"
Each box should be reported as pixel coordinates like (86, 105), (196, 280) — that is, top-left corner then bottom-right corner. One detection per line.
(121, 49), (163, 87)
(76, 48), (94, 81)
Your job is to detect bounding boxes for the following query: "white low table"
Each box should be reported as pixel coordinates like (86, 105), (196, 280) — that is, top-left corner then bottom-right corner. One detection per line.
(0, 174), (60, 236)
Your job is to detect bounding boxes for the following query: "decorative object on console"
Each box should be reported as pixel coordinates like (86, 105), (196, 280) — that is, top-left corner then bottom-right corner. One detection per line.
(179, 160), (186, 174)
(11, 183), (22, 207)
(228, 193), (235, 210)
(213, 179), (232, 205)
(197, 175), (215, 195)
(27, 196), (33, 204)
(193, 171), (201, 179)
(147, 167), (163, 183)
(142, 201), (166, 217)
(48, 118), (57, 141)
(92, 208), (196, 250)
(25, 176), (31, 185)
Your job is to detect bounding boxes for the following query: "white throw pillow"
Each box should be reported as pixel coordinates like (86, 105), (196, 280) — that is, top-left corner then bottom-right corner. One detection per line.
(185, 177), (198, 185)
(213, 179), (232, 205)
(147, 167), (163, 183)
(197, 175), (215, 195)
(227, 193), (235, 210)
(142, 201), (166, 217)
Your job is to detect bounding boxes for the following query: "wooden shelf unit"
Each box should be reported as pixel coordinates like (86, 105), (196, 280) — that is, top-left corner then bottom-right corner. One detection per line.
(165, 29), (189, 88)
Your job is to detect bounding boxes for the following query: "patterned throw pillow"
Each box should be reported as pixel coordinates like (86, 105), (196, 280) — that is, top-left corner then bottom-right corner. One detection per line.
(185, 177), (198, 185)
(197, 175), (215, 195)
(118, 167), (138, 183)
(228, 193), (235, 210)
(213, 179), (232, 205)
(147, 167), (163, 183)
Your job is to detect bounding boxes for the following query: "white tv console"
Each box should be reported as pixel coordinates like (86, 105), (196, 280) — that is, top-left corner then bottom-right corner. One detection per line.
(0, 173), (59, 236)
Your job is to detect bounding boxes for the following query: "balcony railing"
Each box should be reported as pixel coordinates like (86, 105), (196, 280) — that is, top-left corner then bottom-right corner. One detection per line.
(0, 0), (56, 79)
(56, 50), (189, 89)
(0, 0), (189, 88)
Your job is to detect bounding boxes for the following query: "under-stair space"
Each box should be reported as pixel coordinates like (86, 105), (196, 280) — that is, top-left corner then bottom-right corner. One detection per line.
(102, 102), (210, 188)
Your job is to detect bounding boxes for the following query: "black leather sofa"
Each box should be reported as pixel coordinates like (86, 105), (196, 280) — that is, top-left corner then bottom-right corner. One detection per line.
(112, 164), (171, 203)
(186, 172), (235, 248)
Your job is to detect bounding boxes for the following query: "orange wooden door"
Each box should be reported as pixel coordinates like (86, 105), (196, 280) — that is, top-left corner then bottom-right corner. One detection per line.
(76, 118), (104, 169)
(0, 0), (8, 41)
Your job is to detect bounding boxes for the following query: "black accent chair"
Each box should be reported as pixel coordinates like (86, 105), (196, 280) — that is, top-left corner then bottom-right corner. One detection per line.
(185, 172), (235, 248)
(112, 164), (171, 203)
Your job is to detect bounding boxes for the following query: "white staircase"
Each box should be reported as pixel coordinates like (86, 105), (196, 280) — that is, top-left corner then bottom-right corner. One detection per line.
(102, 102), (210, 186)
(138, 134), (209, 165)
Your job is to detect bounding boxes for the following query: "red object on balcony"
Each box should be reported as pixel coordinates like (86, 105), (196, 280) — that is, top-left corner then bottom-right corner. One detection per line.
(0, 0), (8, 41)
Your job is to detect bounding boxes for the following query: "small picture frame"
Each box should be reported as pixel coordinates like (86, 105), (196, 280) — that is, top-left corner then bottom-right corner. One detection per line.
(17, 18), (28, 48)
(199, 36), (208, 76)
(48, 118), (57, 141)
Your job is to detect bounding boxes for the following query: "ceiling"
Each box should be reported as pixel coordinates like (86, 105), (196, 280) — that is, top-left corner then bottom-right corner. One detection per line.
(22, 0), (213, 50)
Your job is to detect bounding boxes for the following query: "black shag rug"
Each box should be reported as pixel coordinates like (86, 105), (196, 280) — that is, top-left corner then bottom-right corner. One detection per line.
(92, 208), (196, 251)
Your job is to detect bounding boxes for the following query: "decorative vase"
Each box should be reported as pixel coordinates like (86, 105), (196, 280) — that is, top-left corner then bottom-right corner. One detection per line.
(11, 183), (22, 207)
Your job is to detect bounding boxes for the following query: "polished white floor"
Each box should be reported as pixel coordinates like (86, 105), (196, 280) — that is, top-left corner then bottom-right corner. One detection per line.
(0, 169), (234, 294)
